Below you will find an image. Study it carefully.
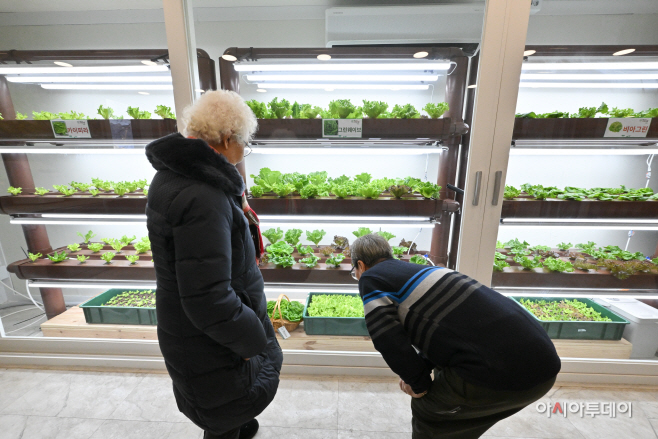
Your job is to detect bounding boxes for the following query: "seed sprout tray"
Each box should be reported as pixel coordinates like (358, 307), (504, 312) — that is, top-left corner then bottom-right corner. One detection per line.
(303, 292), (368, 336)
(79, 288), (157, 325)
(511, 297), (629, 340)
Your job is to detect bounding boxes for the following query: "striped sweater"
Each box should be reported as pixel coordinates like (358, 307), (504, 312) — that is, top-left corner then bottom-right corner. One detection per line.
(359, 259), (561, 393)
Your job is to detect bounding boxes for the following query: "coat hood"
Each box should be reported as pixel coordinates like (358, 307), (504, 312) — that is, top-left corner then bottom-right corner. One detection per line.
(145, 132), (245, 196)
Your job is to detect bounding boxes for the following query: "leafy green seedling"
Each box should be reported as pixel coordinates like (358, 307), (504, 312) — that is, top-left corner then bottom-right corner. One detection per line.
(77, 230), (97, 244)
(331, 185), (350, 199)
(269, 254), (295, 268)
(389, 185), (410, 199)
(300, 184), (319, 199)
(28, 252), (42, 262)
(326, 254), (346, 267)
(423, 102), (449, 119)
(126, 255), (140, 264)
(110, 240), (126, 253)
(284, 229), (303, 246)
(320, 246), (334, 257)
(154, 105), (176, 119)
(97, 105), (115, 119)
(57, 110), (86, 120)
(250, 186), (264, 198)
(89, 189), (100, 197)
(353, 227), (372, 238)
(7, 186), (22, 195)
(32, 111), (57, 120)
(543, 257), (575, 273)
(47, 251), (68, 263)
(34, 187), (49, 196)
(418, 183), (441, 199)
(87, 243), (104, 253)
(296, 244), (314, 256)
(392, 246), (406, 259)
(300, 255), (320, 268)
(362, 100), (389, 119)
(504, 185), (521, 199)
(127, 106), (151, 119)
(493, 260), (510, 271)
(134, 238), (151, 254)
(262, 227), (284, 245)
(70, 181), (92, 191)
(354, 172), (372, 184)
(77, 255), (90, 263)
(114, 184), (128, 196)
(358, 184), (381, 199)
(272, 183), (295, 198)
(15, 112), (28, 120)
(556, 242), (572, 251)
(100, 252), (116, 264)
(67, 243), (81, 252)
(306, 229), (326, 247)
(376, 231), (396, 242)
(120, 235), (136, 246)
(410, 255), (429, 265)
(143, 189), (148, 197)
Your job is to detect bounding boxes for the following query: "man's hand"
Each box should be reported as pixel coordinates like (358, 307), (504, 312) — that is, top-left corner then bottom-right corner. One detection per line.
(399, 379), (428, 398)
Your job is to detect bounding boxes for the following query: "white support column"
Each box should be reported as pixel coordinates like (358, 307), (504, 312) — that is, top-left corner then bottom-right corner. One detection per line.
(162, 0), (199, 128)
(456, 0), (531, 282)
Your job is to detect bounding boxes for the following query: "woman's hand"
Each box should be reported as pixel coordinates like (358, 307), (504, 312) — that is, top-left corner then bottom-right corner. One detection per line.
(244, 358), (250, 361)
(399, 379), (428, 398)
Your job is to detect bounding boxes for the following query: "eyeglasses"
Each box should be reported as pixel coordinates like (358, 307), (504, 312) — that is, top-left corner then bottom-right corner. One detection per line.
(350, 265), (358, 281)
(233, 136), (252, 157)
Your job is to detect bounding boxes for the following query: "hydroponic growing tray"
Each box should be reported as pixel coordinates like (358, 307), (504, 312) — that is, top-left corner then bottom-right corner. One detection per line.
(501, 199), (658, 220)
(79, 289), (157, 325)
(0, 119), (177, 140)
(511, 297), (629, 340)
(303, 293), (368, 336)
(512, 117), (658, 139)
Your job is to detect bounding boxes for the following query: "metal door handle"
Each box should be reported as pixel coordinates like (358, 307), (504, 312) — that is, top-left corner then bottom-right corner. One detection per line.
(491, 171), (503, 206)
(471, 171), (482, 206)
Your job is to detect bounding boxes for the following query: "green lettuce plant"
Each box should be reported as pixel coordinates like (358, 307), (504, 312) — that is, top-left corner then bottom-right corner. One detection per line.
(28, 252), (42, 262)
(126, 255), (140, 264)
(7, 186), (22, 195)
(154, 105), (175, 119)
(353, 227), (372, 238)
(284, 229), (303, 246)
(326, 254), (346, 267)
(77, 255), (90, 263)
(34, 187), (49, 196)
(67, 243), (81, 252)
(306, 229), (326, 247)
(410, 255), (428, 265)
(300, 255), (320, 268)
(47, 251), (68, 263)
(423, 102), (449, 119)
(87, 243), (104, 253)
(101, 252), (116, 264)
(263, 227), (284, 245)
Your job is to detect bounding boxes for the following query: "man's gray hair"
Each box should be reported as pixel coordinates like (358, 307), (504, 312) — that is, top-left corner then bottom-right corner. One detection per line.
(351, 234), (393, 268)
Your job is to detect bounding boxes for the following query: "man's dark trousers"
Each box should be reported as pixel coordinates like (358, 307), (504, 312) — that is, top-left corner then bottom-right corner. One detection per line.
(411, 368), (556, 439)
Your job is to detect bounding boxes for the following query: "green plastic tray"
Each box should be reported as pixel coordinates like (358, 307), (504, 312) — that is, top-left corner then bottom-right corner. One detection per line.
(303, 292), (369, 336)
(512, 297), (629, 340)
(79, 289), (157, 325)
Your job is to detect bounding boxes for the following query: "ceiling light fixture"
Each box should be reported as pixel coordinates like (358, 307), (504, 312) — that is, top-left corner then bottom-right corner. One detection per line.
(257, 83), (429, 90)
(234, 63), (451, 72)
(523, 50), (536, 56)
(413, 51), (429, 59)
(53, 61), (73, 67)
(317, 54), (332, 61)
(221, 54), (238, 62)
(41, 84), (173, 90)
(613, 48), (636, 56)
(0, 66), (169, 74)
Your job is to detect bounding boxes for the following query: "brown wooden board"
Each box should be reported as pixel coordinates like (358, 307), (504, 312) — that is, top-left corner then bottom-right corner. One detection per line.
(0, 120), (178, 140)
(501, 199), (658, 219)
(492, 267), (658, 290)
(253, 118), (453, 140)
(512, 117), (658, 139)
(40, 306), (631, 359)
(0, 194), (458, 217)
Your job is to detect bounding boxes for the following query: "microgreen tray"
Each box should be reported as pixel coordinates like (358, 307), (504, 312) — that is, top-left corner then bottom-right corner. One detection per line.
(511, 296), (629, 340)
(303, 292), (368, 336)
(79, 288), (157, 325)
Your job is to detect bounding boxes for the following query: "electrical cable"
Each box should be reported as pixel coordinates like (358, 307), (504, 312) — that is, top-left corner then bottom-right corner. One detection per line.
(25, 279), (44, 311)
(4, 314), (46, 335)
(406, 228), (423, 256)
(1, 307), (40, 319)
(646, 154), (654, 188)
(0, 279), (44, 308)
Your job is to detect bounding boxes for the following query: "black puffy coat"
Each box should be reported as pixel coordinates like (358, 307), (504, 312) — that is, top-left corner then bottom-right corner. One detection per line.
(145, 133), (282, 434)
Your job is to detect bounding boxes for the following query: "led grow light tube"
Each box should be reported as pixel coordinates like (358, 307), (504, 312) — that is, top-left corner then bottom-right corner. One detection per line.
(246, 74), (440, 82)
(0, 148), (147, 155)
(519, 82), (658, 88)
(250, 147), (442, 155)
(494, 288), (658, 299)
(234, 63), (451, 72)
(0, 66), (169, 74)
(259, 221), (434, 228)
(28, 280), (157, 290)
(510, 149), (658, 156)
(7, 76), (172, 83)
(41, 84), (173, 91)
(521, 73), (658, 80)
(256, 83), (429, 90)
(521, 62), (658, 71)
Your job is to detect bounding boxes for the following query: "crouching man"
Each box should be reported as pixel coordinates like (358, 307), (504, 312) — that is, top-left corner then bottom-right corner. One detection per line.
(351, 234), (561, 439)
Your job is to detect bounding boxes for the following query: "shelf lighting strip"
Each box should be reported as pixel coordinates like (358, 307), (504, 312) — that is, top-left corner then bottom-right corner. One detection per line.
(246, 74), (440, 82)
(521, 62), (658, 71)
(6, 76), (172, 84)
(519, 83), (658, 89)
(494, 287), (658, 299)
(10, 214), (147, 226)
(256, 83), (430, 90)
(250, 147), (442, 155)
(41, 84), (173, 91)
(234, 62), (452, 72)
(500, 218), (658, 230)
(0, 66), (170, 74)
(521, 73), (658, 81)
(510, 140), (658, 156)
(27, 280), (157, 290)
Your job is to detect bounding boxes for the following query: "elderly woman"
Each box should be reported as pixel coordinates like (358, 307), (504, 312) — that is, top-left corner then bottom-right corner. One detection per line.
(145, 90), (282, 439)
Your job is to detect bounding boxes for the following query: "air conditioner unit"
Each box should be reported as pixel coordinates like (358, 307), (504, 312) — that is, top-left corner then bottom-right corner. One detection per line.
(325, 3), (543, 48)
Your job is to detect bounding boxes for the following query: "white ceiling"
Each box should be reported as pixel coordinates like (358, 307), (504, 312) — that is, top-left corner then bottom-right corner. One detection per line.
(0, 0), (656, 24)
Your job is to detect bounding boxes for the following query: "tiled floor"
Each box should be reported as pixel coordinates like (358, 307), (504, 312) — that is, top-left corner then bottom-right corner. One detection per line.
(0, 368), (657, 439)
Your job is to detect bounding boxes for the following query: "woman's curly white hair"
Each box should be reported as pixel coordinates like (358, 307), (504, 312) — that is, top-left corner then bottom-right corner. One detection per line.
(181, 90), (257, 145)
